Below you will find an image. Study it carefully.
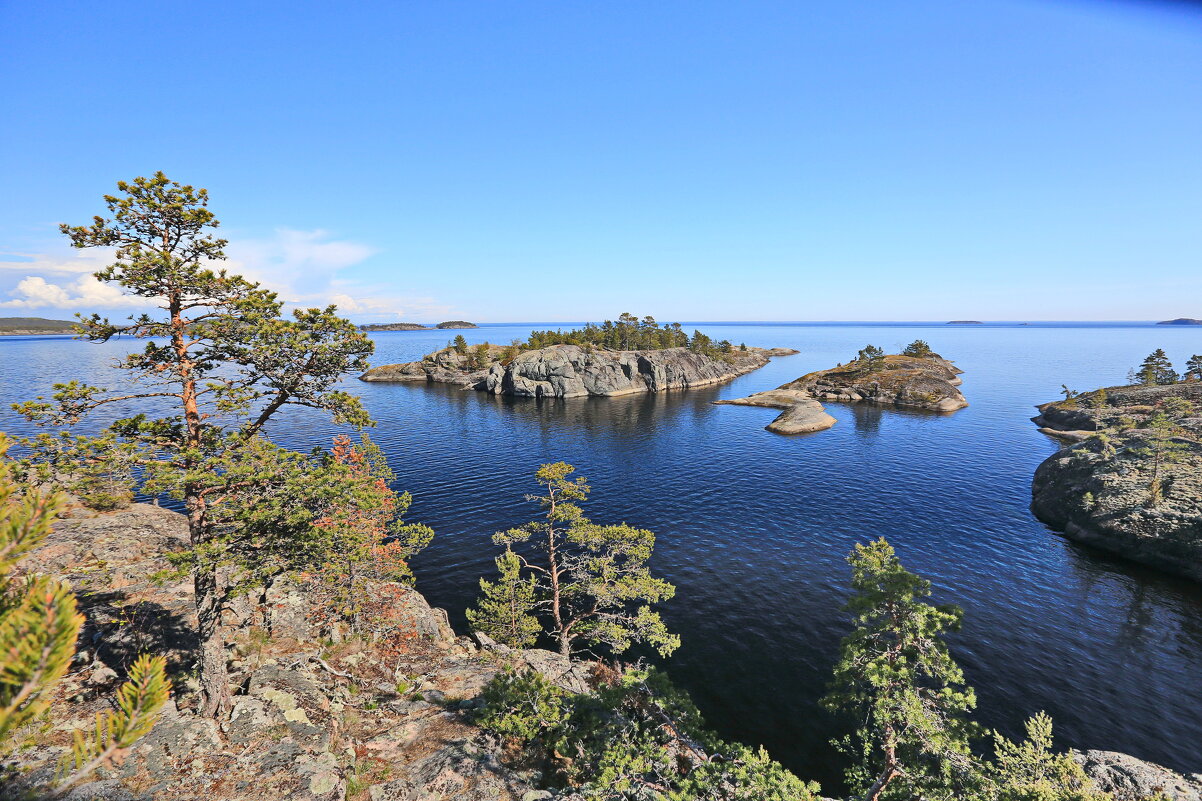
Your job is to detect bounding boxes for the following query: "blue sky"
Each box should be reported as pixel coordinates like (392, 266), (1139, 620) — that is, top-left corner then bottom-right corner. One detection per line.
(1, 1), (1199, 323)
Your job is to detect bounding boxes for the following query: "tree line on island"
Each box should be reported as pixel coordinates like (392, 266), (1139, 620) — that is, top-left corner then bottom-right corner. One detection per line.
(0, 174), (1173, 800)
(436, 314), (749, 370)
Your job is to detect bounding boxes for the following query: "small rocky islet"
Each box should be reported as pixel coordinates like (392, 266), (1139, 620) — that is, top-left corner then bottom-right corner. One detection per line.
(1031, 380), (1202, 583)
(717, 346), (968, 434)
(360, 342), (799, 398)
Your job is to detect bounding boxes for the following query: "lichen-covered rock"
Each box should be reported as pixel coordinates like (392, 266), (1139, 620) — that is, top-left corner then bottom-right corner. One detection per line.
(715, 389), (837, 434)
(1074, 750), (1202, 800)
(788, 354), (966, 412)
(361, 344), (792, 398)
(1031, 383), (1202, 583)
(1, 503), (601, 801)
(718, 353), (965, 434)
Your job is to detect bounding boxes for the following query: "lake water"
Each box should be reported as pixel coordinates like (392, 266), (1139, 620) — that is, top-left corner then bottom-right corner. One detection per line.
(3, 322), (1201, 786)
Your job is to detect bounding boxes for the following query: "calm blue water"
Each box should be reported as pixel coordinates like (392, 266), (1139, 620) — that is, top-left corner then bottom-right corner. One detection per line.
(3, 322), (1202, 785)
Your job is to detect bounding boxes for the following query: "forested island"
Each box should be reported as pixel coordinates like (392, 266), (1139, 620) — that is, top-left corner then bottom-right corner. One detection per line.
(359, 320), (478, 331)
(360, 315), (798, 398)
(1157, 318), (1202, 326)
(718, 341), (967, 434)
(2, 175), (1197, 801)
(0, 316), (75, 335)
(1032, 349), (1202, 583)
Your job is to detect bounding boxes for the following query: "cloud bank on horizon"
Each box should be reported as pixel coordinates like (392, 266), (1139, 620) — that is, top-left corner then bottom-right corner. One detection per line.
(0, 229), (454, 323)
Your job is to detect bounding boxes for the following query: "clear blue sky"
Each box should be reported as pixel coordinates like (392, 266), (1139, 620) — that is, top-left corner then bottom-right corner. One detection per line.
(1, 1), (1199, 323)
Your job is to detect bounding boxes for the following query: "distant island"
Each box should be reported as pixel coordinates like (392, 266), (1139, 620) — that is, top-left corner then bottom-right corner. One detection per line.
(717, 340), (967, 434)
(1157, 318), (1202, 326)
(359, 320), (479, 331)
(947, 320), (983, 325)
(360, 313), (796, 397)
(0, 316), (76, 335)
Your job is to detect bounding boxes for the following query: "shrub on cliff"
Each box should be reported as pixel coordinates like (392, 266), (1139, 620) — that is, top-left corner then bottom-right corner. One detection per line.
(476, 664), (817, 800)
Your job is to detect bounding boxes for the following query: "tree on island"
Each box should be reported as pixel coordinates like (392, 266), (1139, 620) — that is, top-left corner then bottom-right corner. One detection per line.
(1185, 354), (1202, 382)
(466, 462), (678, 658)
(902, 339), (934, 358)
(14, 173), (384, 717)
(1130, 349), (1178, 385)
(855, 344), (886, 372)
(823, 538), (979, 801)
(1130, 397), (1193, 507)
(452, 334), (468, 354)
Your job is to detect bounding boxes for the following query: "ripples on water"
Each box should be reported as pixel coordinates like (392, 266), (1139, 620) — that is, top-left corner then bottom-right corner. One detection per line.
(3, 322), (1201, 785)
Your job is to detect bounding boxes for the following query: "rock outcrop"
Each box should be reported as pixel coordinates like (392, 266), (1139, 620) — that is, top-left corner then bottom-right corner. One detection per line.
(1075, 750), (1202, 801)
(718, 353), (966, 435)
(1, 503), (594, 801)
(361, 344), (797, 399)
(1030, 383), (1202, 583)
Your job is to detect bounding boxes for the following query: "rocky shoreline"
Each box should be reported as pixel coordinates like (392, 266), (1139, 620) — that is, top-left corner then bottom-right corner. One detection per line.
(5, 503), (1199, 800)
(360, 343), (798, 399)
(717, 352), (967, 434)
(1031, 382), (1202, 583)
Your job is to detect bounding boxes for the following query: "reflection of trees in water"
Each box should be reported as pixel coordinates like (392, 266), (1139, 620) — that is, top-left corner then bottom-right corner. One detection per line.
(1062, 538), (1202, 655)
(850, 404), (882, 433)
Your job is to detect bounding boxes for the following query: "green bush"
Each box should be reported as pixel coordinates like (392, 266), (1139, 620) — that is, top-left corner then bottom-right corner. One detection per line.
(476, 668), (568, 741)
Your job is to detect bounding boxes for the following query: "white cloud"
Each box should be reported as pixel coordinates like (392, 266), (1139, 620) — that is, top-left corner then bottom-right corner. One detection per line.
(0, 229), (453, 321)
(0, 274), (149, 310)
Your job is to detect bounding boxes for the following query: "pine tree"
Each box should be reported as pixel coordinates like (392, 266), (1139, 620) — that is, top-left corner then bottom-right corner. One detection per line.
(1086, 387), (1109, 431)
(471, 463), (678, 658)
(855, 345), (886, 372)
(16, 173), (373, 717)
(1133, 349), (1178, 385)
(823, 538), (979, 801)
(465, 548), (541, 648)
(453, 334), (468, 354)
(1129, 398), (1192, 507)
(902, 340), (934, 358)
(987, 712), (1110, 801)
(1185, 354), (1202, 382)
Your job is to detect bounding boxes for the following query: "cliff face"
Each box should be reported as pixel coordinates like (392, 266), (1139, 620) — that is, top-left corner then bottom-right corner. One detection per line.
(1030, 384), (1202, 583)
(717, 354), (966, 435)
(361, 344), (794, 398)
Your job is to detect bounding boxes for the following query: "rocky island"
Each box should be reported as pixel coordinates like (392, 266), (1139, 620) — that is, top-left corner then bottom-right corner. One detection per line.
(1030, 370), (1202, 583)
(359, 315), (797, 398)
(1157, 318), (1202, 326)
(358, 320), (478, 332)
(717, 341), (967, 434)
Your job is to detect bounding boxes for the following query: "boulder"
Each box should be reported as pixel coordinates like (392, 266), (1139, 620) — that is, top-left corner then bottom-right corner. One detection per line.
(1075, 750), (1202, 800)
